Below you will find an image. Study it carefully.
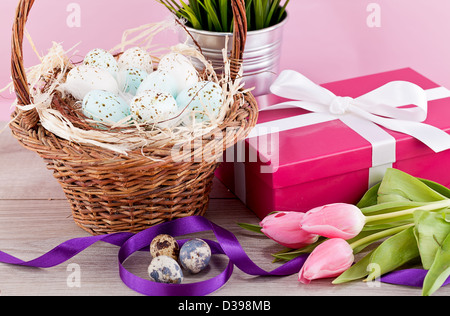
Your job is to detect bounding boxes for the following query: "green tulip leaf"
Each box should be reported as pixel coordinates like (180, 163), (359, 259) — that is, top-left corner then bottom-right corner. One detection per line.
(237, 222), (263, 234)
(365, 227), (419, 281)
(357, 183), (381, 208)
(419, 179), (450, 199)
(413, 210), (450, 269)
(377, 169), (447, 204)
(422, 232), (450, 296)
(333, 226), (418, 284)
(360, 201), (426, 216)
(332, 250), (374, 284)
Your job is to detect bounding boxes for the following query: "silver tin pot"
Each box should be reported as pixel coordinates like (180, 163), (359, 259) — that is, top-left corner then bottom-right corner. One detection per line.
(178, 16), (288, 97)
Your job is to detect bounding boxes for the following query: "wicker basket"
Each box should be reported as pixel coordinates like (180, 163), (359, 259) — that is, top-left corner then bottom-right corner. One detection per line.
(9, 0), (258, 235)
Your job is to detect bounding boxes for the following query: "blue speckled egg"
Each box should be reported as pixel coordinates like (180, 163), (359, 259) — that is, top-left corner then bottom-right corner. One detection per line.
(157, 53), (199, 97)
(117, 67), (148, 96)
(179, 238), (211, 274)
(176, 81), (223, 125)
(148, 255), (183, 284)
(82, 90), (131, 124)
(136, 70), (179, 97)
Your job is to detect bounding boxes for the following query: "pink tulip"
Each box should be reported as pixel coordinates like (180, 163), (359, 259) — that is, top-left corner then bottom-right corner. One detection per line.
(260, 212), (319, 249)
(300, 203), (366, 240)
(298, 238), (354, 284)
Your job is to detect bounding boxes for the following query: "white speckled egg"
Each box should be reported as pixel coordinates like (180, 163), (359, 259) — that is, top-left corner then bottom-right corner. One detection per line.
(118, 47), (154, 74)
(130, 90), (179, 126)
(157, 53), (199, 97)
(176, 81), (223, 124)
(63, 66), (119, 100)
(82, 90), (130, 124)
(117, 67), (148, 96)
(83, 48), (119, 77)
(136, 70), (178, 97)
(148, 255), (183, 284)
(179, 238), (211, 274)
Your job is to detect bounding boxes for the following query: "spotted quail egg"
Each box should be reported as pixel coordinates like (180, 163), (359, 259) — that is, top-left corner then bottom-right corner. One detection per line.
(179, 238), (211, 274)
(150, 234), (180, 261)
(148, 255), (183, 284)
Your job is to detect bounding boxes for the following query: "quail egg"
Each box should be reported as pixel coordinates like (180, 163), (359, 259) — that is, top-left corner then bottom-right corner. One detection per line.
(148, 255), (183, 284)
(179, 238), (211, 274)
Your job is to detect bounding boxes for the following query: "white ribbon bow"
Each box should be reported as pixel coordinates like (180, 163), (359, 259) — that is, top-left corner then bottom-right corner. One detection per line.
(268, 70), (450, 153)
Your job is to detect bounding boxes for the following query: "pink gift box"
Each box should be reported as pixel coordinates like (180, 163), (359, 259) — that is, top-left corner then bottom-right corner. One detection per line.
(215, 68), (450, 219)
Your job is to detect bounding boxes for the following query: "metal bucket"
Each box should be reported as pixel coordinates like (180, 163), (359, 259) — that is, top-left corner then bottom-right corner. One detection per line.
(179, 16), (288, 97)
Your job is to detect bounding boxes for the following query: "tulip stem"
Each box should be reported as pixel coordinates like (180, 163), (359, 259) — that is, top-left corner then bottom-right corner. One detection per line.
(349, 223), (414, 251)
(364, 199), (450, 225)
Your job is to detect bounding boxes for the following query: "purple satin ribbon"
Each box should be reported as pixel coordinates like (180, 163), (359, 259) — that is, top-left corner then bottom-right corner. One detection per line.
(0, 216), (447, 295)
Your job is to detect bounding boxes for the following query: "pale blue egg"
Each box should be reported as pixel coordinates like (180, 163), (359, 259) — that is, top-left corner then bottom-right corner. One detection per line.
(158, 53), (199, 96)
(148, 255), (183, 284)
(176, 81), (223, 124)
(82, 90), (131, 124)
(83, 48), (119, 77)
(136, 70), (179, 98)
(179, 238), (211, 274)
(117, 67), (148, 96)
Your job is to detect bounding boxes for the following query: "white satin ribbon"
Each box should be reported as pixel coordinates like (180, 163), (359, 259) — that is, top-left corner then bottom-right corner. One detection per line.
(238, 70), (450, 201)
(267, 70), (450, 153)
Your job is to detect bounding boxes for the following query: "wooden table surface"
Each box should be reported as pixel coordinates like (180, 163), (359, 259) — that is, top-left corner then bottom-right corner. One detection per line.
(0, 121), (448, 297)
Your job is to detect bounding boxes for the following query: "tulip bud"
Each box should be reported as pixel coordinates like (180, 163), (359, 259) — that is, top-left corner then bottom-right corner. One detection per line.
(260, 212), (319, 249)
(300, 203), (366, 240)
(298, 238), (354, 284)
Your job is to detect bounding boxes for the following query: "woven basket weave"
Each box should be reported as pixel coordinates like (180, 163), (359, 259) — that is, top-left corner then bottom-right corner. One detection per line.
(9, 0), (258, 235)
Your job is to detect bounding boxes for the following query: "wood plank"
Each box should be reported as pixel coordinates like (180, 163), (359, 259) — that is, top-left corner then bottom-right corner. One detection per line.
(0, 122), (448, 296)
(0, 198), (439, 296)
(0, 124), (66, 200)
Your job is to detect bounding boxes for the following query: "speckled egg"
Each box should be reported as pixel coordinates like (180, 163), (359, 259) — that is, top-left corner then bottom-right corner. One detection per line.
(179, 238), (211, 274)
(63, 66), (119, 100)
(136, 70), (179, 97)
(176, 81), (223, 124)
(118, 47), (154, 74)
(150, 234), (179, 261)
(157, 52), (199, 97)
(82, 90), (131, 124)
(83, 48), (119, 77)
(148, 255), (183, 284)
(117, 67), (148, 96)
(130, 90), (179, 127)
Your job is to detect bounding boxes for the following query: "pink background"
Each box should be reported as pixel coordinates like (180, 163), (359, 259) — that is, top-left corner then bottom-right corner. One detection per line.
(2, 0), (450, 120)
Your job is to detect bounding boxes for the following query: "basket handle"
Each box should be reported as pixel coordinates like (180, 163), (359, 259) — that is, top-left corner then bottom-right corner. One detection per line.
(11, 0), (248, 130)
(230, 0), (247, 79)
(11, 0), (38, 130)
